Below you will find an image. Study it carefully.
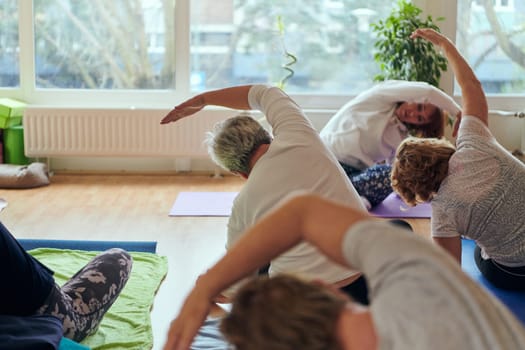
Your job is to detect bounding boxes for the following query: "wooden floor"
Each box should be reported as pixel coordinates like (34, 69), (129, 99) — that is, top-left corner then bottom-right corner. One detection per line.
(0, 173), (430, 349)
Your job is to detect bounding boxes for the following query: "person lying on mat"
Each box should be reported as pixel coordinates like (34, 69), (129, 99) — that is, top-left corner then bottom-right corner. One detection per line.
(320, 79), (461, 209)
(391, 28), (525, 291)
(0, 221), (133, 342)
(161, 84), (370, 305)
(163, 194), (525, 350)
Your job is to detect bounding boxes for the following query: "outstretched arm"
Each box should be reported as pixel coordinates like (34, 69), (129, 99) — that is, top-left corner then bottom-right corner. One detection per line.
(163, 194), (371, 350)
(410, 28), (488, 127)
(160, 85), (253, 124)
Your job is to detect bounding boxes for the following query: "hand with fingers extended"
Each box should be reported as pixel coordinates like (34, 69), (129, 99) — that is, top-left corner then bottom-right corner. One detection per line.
(410, 28), (451, 49)
(160, 95), (206, 125)
(162, 285), (213, 350)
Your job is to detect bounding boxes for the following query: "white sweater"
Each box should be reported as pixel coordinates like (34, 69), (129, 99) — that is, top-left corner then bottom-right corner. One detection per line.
(320, 80), (461, 168)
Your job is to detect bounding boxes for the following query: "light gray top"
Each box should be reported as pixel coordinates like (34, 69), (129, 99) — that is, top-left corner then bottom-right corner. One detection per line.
(432, 116), (525, 266)
(343, 220), (525, 350)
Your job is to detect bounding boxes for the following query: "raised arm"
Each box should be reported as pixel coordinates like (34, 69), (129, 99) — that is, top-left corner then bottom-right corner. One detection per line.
(160, 85), (253, 124)
(410, 28), (488, 127)
(163, 194), (371, 350)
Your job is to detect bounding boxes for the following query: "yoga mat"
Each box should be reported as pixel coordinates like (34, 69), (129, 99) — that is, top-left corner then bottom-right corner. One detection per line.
(169, 191), (238, 216)
(19, 239), (157, 253)
(461, 239), (525, 325)
(29, 248), (168, 350)
(370, 192), (431, 218)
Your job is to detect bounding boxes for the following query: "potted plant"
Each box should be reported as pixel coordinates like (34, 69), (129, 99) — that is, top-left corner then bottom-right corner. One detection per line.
(371, 0), (447, 88)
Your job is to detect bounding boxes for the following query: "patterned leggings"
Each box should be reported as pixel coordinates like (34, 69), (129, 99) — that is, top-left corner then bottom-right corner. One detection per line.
(339, 162), (393, 207)
(36, 248), (133, 342)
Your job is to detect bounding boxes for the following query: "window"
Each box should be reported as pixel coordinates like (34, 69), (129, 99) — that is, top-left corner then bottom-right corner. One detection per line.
(0, 0), (19, 87)
(1, 0), (524, 109)
(190, 0), (395, 94)
(33, 0), (175, 90)
(457, 0), (525, 93)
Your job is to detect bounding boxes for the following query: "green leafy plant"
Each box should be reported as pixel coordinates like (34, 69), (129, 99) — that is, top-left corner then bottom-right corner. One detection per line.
(276, 15), (297, 89)
(371, 0), (447, 87)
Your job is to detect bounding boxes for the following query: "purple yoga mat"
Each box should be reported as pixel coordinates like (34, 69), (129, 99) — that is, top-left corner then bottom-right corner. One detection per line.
(370, 192), (431, 218)
(169, 191), (238, 216)
(169, 191), (430, 218)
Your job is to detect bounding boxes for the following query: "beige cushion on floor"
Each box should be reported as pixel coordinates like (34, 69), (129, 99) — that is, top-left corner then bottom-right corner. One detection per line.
(0, 162), (50, 188)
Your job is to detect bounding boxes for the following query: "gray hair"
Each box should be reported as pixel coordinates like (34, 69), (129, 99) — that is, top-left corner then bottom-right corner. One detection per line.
(205, 114), (272, 174)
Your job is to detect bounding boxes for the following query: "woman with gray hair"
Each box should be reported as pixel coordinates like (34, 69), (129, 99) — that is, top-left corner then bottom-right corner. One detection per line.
(161, 84), (369, 304)
(205, 114), (272, 177)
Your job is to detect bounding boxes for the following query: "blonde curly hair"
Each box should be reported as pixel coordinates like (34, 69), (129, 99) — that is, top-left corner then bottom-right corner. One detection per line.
(391, 137), (456, 206)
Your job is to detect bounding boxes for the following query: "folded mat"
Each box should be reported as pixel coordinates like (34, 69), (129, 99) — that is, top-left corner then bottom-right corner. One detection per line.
(29, 248), (168, 350)
(461, 239), (525, 324)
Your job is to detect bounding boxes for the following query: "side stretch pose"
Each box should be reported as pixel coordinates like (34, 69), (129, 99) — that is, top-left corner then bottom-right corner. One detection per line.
(161, 84), (369, 303)
(321, 79), (460, 207)
(392, 28), (525, 290)
(163, 193), (525, 350)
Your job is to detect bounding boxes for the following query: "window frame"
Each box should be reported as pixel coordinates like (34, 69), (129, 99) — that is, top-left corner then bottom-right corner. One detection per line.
(0, 0), (523, 113)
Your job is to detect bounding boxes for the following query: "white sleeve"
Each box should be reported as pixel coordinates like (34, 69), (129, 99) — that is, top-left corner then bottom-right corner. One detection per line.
(375, 80), (461, 116)
(247, 85), (313, 135)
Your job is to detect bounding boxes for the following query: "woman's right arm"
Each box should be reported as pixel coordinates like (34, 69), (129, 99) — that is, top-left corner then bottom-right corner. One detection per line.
(410, 29), (488, 127)
(162, 194), (371, 350)
(160, 85), (253, 124)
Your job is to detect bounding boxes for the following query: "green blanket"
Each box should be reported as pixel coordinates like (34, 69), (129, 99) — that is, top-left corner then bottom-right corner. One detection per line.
(30, 248), (169, 350)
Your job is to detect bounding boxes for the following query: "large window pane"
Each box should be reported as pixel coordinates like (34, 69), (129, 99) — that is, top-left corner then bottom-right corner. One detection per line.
(191, 0), (395, 94)
(0, 0), (19, 87)
(34, 0), (175, 90)
(457, 0), (525, 94)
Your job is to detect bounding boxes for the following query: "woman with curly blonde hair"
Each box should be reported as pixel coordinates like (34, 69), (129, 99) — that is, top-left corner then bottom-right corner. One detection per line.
(391, 137), (455, 206)
(392, 28), (525, 291)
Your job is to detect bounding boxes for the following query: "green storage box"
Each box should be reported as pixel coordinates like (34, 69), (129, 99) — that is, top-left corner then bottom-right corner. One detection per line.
(3, 124), (29, 165)
(0, 98), (26, 129)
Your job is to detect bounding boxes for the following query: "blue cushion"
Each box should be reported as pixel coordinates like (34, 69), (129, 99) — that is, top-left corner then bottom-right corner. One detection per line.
(18, 239), (157, 253)
(0, 314), (62, 350)
(461, 239), (525, 324)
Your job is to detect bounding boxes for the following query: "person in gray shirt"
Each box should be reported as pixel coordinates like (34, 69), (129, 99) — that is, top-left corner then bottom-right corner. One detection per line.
(392, 29), (525, 291)
(163, 192), (525, 350)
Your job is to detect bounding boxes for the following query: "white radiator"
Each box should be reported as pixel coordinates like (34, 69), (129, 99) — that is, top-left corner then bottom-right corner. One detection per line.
(23, 108), (232, 158)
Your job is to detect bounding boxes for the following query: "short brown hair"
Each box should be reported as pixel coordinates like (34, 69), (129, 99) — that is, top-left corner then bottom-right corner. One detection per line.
(220, 275), (346, 350)
(391, 137), (456, 206)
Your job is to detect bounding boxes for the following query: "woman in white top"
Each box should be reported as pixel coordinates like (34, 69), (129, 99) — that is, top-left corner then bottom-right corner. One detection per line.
(320, 79), (461, 208)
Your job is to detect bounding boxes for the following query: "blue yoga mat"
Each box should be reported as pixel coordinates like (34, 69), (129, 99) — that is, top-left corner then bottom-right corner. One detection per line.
(461, 239), (525, 324)
(18, 239), (157, 253)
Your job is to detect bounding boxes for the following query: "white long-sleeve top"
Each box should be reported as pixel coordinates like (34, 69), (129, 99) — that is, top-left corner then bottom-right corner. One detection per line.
(320, 80), (461, 168)
(226, 85), (364, 292)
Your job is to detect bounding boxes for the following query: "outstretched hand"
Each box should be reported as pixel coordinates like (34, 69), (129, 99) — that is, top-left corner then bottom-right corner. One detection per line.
(160, 95), (206, 125)
(162, 286), (213, 350)
(410, 28), (450, 48)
